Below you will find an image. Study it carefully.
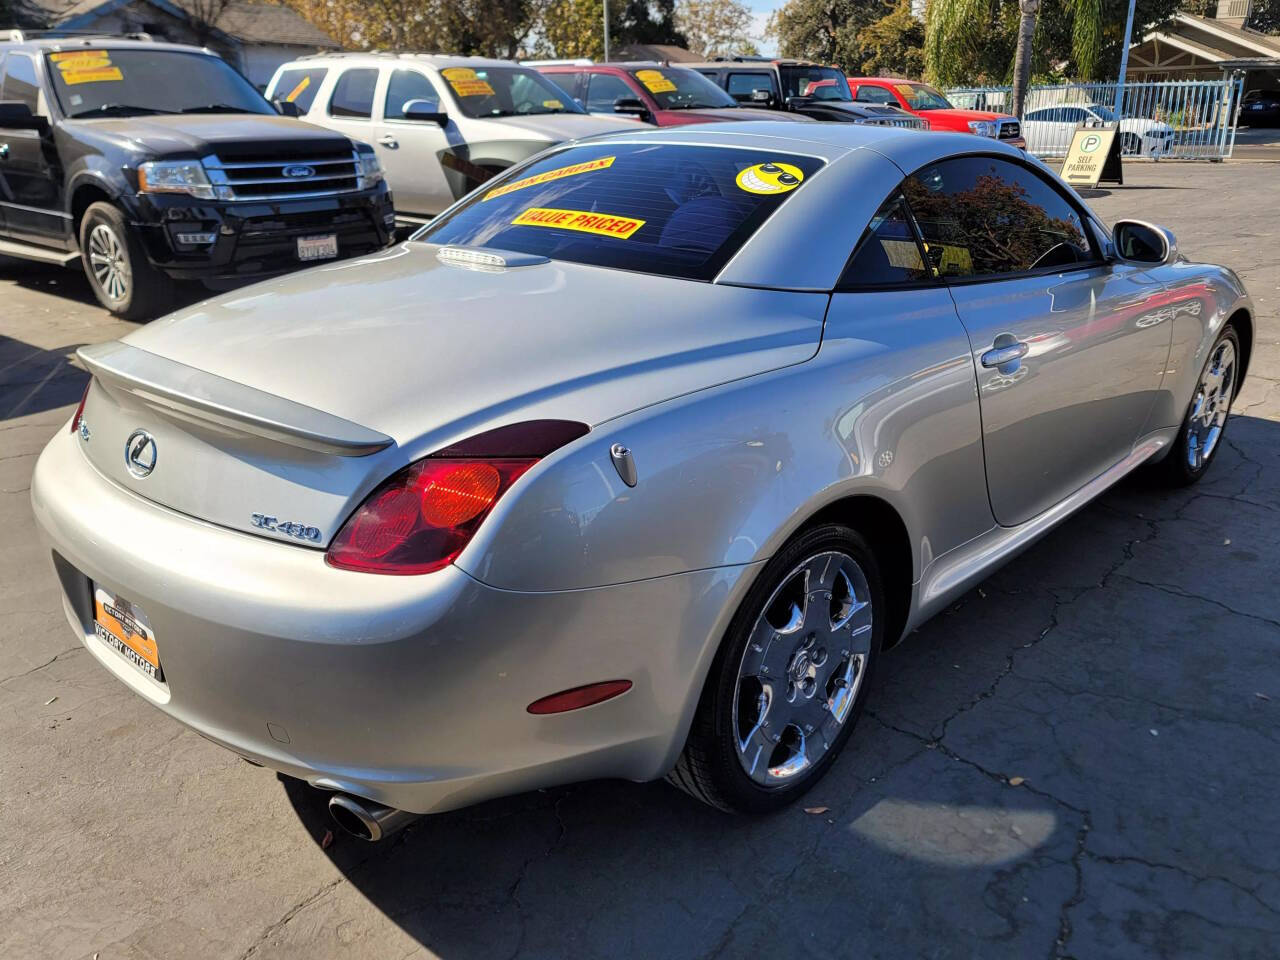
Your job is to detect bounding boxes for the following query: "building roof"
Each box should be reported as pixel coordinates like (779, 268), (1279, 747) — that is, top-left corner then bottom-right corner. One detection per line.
(610, 44), (701, 63)
(20, 0), (339, 49)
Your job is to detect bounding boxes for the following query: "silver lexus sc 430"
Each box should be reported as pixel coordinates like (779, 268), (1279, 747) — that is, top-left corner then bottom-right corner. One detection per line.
(31, 123), (1253, 840)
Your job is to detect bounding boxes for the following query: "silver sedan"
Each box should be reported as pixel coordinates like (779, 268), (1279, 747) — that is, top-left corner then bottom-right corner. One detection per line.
(31, 123), (1253, 840)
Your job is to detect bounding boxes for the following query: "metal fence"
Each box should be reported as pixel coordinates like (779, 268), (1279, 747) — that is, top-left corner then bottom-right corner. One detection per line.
(945, 78), (1245, 160)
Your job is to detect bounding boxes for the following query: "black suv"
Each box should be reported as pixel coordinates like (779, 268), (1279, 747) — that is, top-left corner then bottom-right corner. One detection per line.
(0, 32), (394, 319)
(688, 59), (926, 129)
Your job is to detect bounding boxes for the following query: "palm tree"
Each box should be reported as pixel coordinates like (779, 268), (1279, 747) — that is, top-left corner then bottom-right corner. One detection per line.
(925, 0), (1103, 117)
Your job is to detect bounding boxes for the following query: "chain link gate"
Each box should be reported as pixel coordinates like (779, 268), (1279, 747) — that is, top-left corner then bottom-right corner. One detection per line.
(945, 77), (1245, 160)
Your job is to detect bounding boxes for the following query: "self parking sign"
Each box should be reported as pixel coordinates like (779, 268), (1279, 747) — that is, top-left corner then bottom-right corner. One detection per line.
(1061, 125), (1123, 188)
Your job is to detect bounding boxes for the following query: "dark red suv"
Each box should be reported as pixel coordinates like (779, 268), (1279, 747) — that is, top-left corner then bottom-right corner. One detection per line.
(535, 62), (810, 127)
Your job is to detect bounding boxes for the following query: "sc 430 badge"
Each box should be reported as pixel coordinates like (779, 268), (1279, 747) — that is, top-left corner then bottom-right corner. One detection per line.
(251, 514), (322, 542)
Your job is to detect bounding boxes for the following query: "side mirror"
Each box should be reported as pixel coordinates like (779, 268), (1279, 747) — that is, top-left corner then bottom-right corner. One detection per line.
(0, 100), (47, 132)
(402, 98), (448, 126)
(274, 99), (302, 118)
(613, 97), (650, 120)
(1112, 219), (1177, 265)
(750, 89), (773, 104)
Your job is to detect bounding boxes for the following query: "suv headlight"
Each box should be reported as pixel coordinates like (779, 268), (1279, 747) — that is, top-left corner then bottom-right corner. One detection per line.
(137, 160), (215, 200)
(968, 120), (996, 138)
(357, 149), (383, 189)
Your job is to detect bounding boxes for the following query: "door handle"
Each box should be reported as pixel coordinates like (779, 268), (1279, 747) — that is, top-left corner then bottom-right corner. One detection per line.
(981, 336), (1030, 371)
(377, 135), (398, 148)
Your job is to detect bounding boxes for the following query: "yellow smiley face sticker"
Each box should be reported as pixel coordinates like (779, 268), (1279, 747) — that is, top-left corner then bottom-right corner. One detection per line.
(736, 161), (804, 195)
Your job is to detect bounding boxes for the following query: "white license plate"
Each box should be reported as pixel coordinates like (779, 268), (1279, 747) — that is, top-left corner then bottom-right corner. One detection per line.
(297, 234), (338, 261)
(93, 585), (163, 682)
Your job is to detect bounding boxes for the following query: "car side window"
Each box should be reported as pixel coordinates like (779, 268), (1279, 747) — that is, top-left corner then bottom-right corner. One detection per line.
(384, 69), (438, 119)
(542, 73), (579, 103)
(585, 73), (634, 112)
(727, 72), (774, 103)
(855, 85), (897, 105)
(903, 156), (1095, 279)
(269, 67), (326, 112)
(1, 53), (40, 113)
(1062, 107), (1087, 124)
(839, 194), (932, 288)
(328, 67), (378, 119)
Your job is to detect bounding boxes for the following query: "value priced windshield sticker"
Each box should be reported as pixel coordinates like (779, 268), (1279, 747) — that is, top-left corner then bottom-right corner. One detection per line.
(736, 161), (805, 195)
(635, 69), (677, 94)
(484, 156), (615, 201)
(50, 50), (123, 84)
(511, 206), (645, 239)
(441, 67), (495, 98)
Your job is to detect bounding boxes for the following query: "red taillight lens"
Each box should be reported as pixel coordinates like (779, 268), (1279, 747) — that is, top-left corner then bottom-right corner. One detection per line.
(326, 458), (534, 575)
(527, 680), (633, 715)
(69, 382), (90, 435)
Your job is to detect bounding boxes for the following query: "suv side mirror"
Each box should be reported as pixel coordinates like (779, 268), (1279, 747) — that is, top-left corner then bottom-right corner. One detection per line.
(1112, 219), (1177, 265)
(613, 97), (650, 120)
(274, 99), (303, 118)
(0, 100), (47, 132)
(402, 98), (448, 125)
(750, 89), (773, 104)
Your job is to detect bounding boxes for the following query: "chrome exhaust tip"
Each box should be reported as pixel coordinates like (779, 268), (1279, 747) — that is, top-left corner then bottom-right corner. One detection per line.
(327, 793), (420, 842)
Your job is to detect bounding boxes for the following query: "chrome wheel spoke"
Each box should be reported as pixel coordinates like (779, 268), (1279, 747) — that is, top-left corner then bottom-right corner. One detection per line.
(1186, 338), (1235, 472)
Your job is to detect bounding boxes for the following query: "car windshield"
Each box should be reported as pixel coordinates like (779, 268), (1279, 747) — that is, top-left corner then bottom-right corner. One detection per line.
(895, 83), (953, 111)
(45, 49), (274, 118)
(438, 66), (587, 118)
(778, 66), (851, 101)
(418, 142), (824, 281)
(1088, 104), (1118, 121)
(627, 67), (736, 109)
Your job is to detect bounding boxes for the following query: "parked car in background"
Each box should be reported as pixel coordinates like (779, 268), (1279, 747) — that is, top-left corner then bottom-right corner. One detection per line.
(1021, 103), (1175, 156)
(267, 53), (638, 223)
(32, 121), (1253, 837)
(0, 31), (393, 319)
(536, 62), (810, 127)
(1239, 88), (1280, 127)
(849, 77), (1024, 148)
(689, 59), (926, 129)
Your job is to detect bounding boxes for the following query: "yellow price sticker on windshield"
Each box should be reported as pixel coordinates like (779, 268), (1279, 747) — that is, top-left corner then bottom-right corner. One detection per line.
(285, 75), (311, 103)
(442, 67), (495, 98)
(635, 69), (676, 94)
(511, 206), (645, 239)
(484, 156), (615, 201)
(542, 99), (563, 109)
(51, 50), (123, 84)
(62, 66), (124, 84)
(50, 50), (110, 63)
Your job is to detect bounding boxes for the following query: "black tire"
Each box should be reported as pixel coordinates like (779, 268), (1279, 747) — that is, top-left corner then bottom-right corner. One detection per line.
(1154, 324), (1241, 487)
(79, 201), (177, 321)
(667, 523), (885, 813)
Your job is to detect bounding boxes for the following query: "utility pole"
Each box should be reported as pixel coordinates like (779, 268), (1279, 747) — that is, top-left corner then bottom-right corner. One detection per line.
(603, 0), (610, 62)
(1114, 0), (1137, 118)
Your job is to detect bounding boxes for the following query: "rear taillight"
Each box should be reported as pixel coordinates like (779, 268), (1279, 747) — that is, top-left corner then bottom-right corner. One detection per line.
(69, 382), (90, 435)
(326, 420), (588, 575)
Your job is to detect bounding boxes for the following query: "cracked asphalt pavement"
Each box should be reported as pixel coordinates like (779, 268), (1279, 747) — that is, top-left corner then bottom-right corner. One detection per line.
(1, 162), (1278, 959)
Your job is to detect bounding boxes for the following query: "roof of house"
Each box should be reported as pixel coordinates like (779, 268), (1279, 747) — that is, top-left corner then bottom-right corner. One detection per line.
(18, 0), (339, 49)
(1142, 13), (1280, 62)
(610, 44), (701, 63)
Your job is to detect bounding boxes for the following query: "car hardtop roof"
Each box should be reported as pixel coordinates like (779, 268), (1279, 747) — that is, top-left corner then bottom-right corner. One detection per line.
(543, 61), (698, 71)
(0, 33), (215, 56)
(294, 52), (531, 70)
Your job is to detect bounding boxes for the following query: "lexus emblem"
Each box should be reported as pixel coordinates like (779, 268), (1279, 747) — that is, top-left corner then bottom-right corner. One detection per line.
(125, 429), (157, 479)
(282, 164), (315, 179)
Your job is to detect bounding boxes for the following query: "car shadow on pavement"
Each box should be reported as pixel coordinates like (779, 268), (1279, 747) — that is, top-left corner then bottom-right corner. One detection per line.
(275, 413), (1280, 958)
(0, 254), (209, 321)
(0, 335), (89, 421)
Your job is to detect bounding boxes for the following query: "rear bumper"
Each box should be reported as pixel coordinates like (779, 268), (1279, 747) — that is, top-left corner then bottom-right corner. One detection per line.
(131, 186), (396, 283)
(31, 427), (754, 814)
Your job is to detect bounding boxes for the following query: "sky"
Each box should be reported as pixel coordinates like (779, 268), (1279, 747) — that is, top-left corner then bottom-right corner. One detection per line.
(747, 1), (781, 57)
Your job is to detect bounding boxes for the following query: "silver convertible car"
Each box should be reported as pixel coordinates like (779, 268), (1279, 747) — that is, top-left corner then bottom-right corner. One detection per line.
(32, 123), (1253, 840)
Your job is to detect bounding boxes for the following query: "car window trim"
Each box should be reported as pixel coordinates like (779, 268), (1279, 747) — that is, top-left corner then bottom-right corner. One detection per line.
(835, 188), (939, 292)
(900, 151), (1106, 285)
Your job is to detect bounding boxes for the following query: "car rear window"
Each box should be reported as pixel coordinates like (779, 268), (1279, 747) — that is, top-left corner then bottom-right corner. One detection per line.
(418, 143), (824, 281)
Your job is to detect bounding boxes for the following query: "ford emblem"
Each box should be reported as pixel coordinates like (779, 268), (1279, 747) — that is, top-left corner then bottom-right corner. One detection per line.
(282, 164), (315, 179)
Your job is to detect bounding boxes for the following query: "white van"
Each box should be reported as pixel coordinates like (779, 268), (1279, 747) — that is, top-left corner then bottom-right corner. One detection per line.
(266, 53), (638, 223)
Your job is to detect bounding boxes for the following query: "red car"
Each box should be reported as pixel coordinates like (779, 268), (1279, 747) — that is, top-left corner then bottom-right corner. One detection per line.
(848, 77), (1026, 148)
(536, 62), (809, 127)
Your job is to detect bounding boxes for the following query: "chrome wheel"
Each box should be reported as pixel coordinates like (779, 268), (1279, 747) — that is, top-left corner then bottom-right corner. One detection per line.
(1186, 337), (1236, 471)
(88, 223), (130, 302)
(732, 551), (873, 787)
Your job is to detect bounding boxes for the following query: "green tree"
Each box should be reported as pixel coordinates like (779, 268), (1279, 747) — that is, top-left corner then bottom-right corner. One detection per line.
(766, 0), (894, 66)
(855, 0), (925, 76)
(676, 0), (758, 57)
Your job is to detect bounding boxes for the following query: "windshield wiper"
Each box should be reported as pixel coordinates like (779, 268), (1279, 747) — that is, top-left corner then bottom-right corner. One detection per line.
(69, 104), (175, 118)
(180, 104), (253, 114)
